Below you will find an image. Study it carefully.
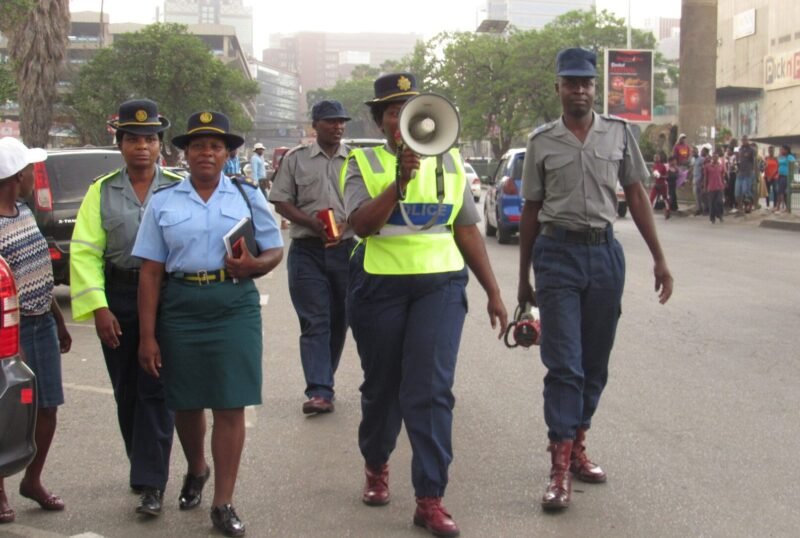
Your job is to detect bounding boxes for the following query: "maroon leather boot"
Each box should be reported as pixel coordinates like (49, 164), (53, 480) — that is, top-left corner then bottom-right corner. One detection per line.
(541, 440), (573, 511)
(413, 497), (460, 537)
(362, 464), (390, 506)
(570, 428), (607, 483)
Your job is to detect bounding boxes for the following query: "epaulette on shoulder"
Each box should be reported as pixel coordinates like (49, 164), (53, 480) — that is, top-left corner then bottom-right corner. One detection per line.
(601, 114), (629, 125)
(529, 121), (558, 140)
(162, 168), (185, 181)
(234, 176), (258, 188)
(153, 181), (181, 194)
(283, 144), (309, 159)
(92, 168), (122, 184)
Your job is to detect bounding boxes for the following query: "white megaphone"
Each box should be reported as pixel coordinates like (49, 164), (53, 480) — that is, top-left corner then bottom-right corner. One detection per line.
(398, 93), (461, 156)
(394, 93), (461, 231)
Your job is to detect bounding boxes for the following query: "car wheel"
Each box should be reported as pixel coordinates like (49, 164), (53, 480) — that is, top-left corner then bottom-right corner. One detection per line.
(497, 224), (512, 244)
(617, 203), (628, 218)
(484, 208), (497, 237)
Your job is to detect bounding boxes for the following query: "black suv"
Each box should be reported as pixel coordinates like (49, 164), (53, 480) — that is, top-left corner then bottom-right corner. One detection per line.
(27, 148), (124, 286)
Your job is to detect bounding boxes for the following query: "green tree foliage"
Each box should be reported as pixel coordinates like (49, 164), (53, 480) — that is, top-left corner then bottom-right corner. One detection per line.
(0, 61), (17, 105)
(68, 23), (258, 160)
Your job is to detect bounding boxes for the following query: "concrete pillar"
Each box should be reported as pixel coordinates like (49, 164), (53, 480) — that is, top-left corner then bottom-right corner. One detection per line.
(678, 0), (718, 147)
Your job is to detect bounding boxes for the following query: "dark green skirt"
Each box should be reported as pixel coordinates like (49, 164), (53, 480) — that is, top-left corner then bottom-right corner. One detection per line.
(158, 278), (262, 410)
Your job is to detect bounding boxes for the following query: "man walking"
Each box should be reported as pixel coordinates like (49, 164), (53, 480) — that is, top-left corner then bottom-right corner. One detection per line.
(517, 48), (673, 512)
(251, 142), (267, 191)
(693, 146), (709, 215)
(735, 135), (756, 214)
(269, 100), (353, 414)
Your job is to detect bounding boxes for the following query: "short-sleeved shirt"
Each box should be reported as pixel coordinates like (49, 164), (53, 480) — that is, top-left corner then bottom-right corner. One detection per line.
(0, 203), (54, 315)
(342, 143), (480, 226)
(737, 144), (756, 176)
(764, 157), (779, 180)
(133, 174), (283, 273)
(269, 141), (354, 239)
(693, 155), (706, 182)
(704, 160), (725, 191)
(778, 154), (796, 176)
(223, 157), (241, 176)
(521, 113), (648, 230)
(673, 143), (691, 166)
(100, 167), (179, 269)
(250, 154), (266, 180)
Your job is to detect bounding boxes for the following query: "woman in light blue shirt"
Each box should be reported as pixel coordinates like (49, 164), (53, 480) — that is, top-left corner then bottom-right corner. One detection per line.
(133, 111), (283, 537)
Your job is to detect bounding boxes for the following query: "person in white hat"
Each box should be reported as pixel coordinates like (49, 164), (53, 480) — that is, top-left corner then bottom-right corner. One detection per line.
(250, 142), (267, 190)
(0, 137), (71, 524)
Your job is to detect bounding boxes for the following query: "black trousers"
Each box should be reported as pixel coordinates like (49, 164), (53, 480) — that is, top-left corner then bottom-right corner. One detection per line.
(102, 278), (174, 490)
(667, 178), (679, 211)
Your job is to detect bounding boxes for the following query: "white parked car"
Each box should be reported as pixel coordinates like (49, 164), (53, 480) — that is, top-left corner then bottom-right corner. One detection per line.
(464, 163), (481, 202)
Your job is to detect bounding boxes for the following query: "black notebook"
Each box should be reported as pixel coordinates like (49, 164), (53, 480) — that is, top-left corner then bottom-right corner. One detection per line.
(223, 217), (258, 259)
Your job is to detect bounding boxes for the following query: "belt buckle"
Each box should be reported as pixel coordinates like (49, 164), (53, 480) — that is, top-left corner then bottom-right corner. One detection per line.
(588, 228), (602, 245)
(197, 269), (209, 286)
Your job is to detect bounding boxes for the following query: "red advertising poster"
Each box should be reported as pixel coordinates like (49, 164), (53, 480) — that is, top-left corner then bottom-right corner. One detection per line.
(604, 49), (653, 123)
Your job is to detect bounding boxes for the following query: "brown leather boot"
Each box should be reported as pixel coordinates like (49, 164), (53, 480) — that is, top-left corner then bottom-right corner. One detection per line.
(362, 464), (390, 506)
(413, 497), (460, 537)
(541, 441), (572, 511)
(570, 428), (607, 483)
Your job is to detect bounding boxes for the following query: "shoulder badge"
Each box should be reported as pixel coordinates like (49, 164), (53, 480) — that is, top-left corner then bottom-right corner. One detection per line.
(92, 168), (122, 184)
(529, 120), (558, 141)
(234, 176), (258, 188)
(154, 181), (181, 194)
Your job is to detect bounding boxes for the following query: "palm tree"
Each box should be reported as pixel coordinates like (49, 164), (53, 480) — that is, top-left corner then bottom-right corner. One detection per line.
(0, 0), (70, 147)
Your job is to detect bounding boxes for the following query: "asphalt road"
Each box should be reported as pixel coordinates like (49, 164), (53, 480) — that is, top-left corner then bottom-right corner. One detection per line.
(2, 203), (799, 538)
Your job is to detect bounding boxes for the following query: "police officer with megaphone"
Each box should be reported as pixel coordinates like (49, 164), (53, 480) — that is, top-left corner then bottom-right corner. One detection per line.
(340, 72), (508, 538)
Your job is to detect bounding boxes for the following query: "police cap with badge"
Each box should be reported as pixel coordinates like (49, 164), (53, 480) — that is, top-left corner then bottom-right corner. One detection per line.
(108, 98), (170, 136)
(365, 72), (420, 106)
(171, 111), (245, 150)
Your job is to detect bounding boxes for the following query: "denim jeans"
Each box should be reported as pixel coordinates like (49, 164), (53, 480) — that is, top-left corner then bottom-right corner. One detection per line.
(287, 238), (353, 400)
(532, 229), (625, 441)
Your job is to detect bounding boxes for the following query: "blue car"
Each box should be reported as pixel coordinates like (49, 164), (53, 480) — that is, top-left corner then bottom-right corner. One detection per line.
(0, 255), (37, 478)
(484, 148), (525, 244)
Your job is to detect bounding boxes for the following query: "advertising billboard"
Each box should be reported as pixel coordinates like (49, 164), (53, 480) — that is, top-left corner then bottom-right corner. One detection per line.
(604, 49), (654, 123)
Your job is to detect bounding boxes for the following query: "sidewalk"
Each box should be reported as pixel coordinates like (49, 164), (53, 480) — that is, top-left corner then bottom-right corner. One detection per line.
(669, 204), (800, 231)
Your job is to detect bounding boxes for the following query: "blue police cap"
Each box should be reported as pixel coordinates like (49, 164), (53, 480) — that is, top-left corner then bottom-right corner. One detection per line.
(556, 48), (597, 77)
(312, 100), (351, 122)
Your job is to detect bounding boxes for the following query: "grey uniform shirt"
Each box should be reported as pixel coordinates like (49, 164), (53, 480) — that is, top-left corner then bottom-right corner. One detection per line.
(343, 144), (480, 226)
(102, 166), (178, 269)
(521, 113), (647, 230)
(269, 140), (353, 239)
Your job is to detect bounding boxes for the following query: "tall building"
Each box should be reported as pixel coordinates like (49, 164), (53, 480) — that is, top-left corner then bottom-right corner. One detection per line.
(249, 61), (303, 150)
(642, 16), (681, 41)
(486, 0), (596, 30)
(263, 31), (422, 117)
(716, 0), (800, 146)
(165, 0), (254, 56)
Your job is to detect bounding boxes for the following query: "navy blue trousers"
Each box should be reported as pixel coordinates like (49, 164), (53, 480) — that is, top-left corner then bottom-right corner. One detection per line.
(102, 279), (174, 491)
(287, 238), (352, 400)
(347, 245), (468, 497)
(532, 228), (625, 442)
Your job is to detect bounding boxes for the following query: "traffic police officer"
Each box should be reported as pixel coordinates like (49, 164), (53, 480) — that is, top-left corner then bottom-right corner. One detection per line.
(516, 48), (674, 512)
(70, 98), (180, 516)
(269, 99), (353, 415)
(342, 73), (507, 538)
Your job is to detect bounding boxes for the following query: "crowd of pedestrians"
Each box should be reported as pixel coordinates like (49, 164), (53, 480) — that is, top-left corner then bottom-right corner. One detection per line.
(649, 134), (796, 223)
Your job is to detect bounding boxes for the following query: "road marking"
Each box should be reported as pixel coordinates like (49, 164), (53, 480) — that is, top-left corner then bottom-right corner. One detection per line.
(72, 533), (105, 538)
(260, 294), (269, 306)
(63, 382), (114, 396)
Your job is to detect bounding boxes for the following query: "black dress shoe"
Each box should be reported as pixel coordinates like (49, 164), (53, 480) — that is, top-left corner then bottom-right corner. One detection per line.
(179, 466), (210, 510)
(135, 488), (163, 516)
(211, 504), (246, 537)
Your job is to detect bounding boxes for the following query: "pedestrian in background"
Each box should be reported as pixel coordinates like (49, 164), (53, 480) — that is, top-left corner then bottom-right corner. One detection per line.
(704, 150), (726, 223)
(133, 111), (284, 537)
(517, 48), (672, 514)
(667, 155), (679, 212)
(693, 146), (709, 215)
(735, 135), (756, 214)
(224, 148), (241, 178)
(764, 146), (779, 208)
(269, 100), (353, 415)
(0, 138), (71, 524)
(342, 72), (507, 537)
(250, 142), (267, 191)
(775, 144), (795, 213)
(70, 99), (181, 517)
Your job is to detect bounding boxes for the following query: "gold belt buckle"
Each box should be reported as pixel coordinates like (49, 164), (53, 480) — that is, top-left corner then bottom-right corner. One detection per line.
(197, 269), (209, 285)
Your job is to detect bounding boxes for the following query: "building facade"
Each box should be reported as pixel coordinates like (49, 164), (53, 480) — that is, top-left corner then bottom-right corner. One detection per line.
(486, 0), (596, 30)
(249, 61), (303, 150)
(164, 0), (254, 57)
(716, 0), (800, 147)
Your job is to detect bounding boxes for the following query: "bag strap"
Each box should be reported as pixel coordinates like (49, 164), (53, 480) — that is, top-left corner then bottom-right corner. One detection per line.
(231, 178), (258, 239)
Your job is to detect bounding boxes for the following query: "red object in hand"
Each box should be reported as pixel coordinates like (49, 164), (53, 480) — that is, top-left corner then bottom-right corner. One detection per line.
(317, 209), (340, 241)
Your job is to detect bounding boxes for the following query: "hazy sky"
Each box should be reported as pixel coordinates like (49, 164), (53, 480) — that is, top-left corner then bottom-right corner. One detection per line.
(70, 0), (682, 53)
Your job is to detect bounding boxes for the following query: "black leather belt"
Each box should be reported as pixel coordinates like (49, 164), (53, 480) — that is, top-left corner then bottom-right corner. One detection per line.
(106, 264), (140, 284)
(170, 269), (227, 285)
(540, 223), (611, 245)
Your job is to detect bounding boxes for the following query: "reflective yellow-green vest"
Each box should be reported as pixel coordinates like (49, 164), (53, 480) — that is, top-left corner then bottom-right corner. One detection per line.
(342, 146), (465, 275)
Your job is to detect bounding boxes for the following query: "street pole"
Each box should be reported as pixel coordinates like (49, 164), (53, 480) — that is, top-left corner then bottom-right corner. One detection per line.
(626, 0), (632, 49)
